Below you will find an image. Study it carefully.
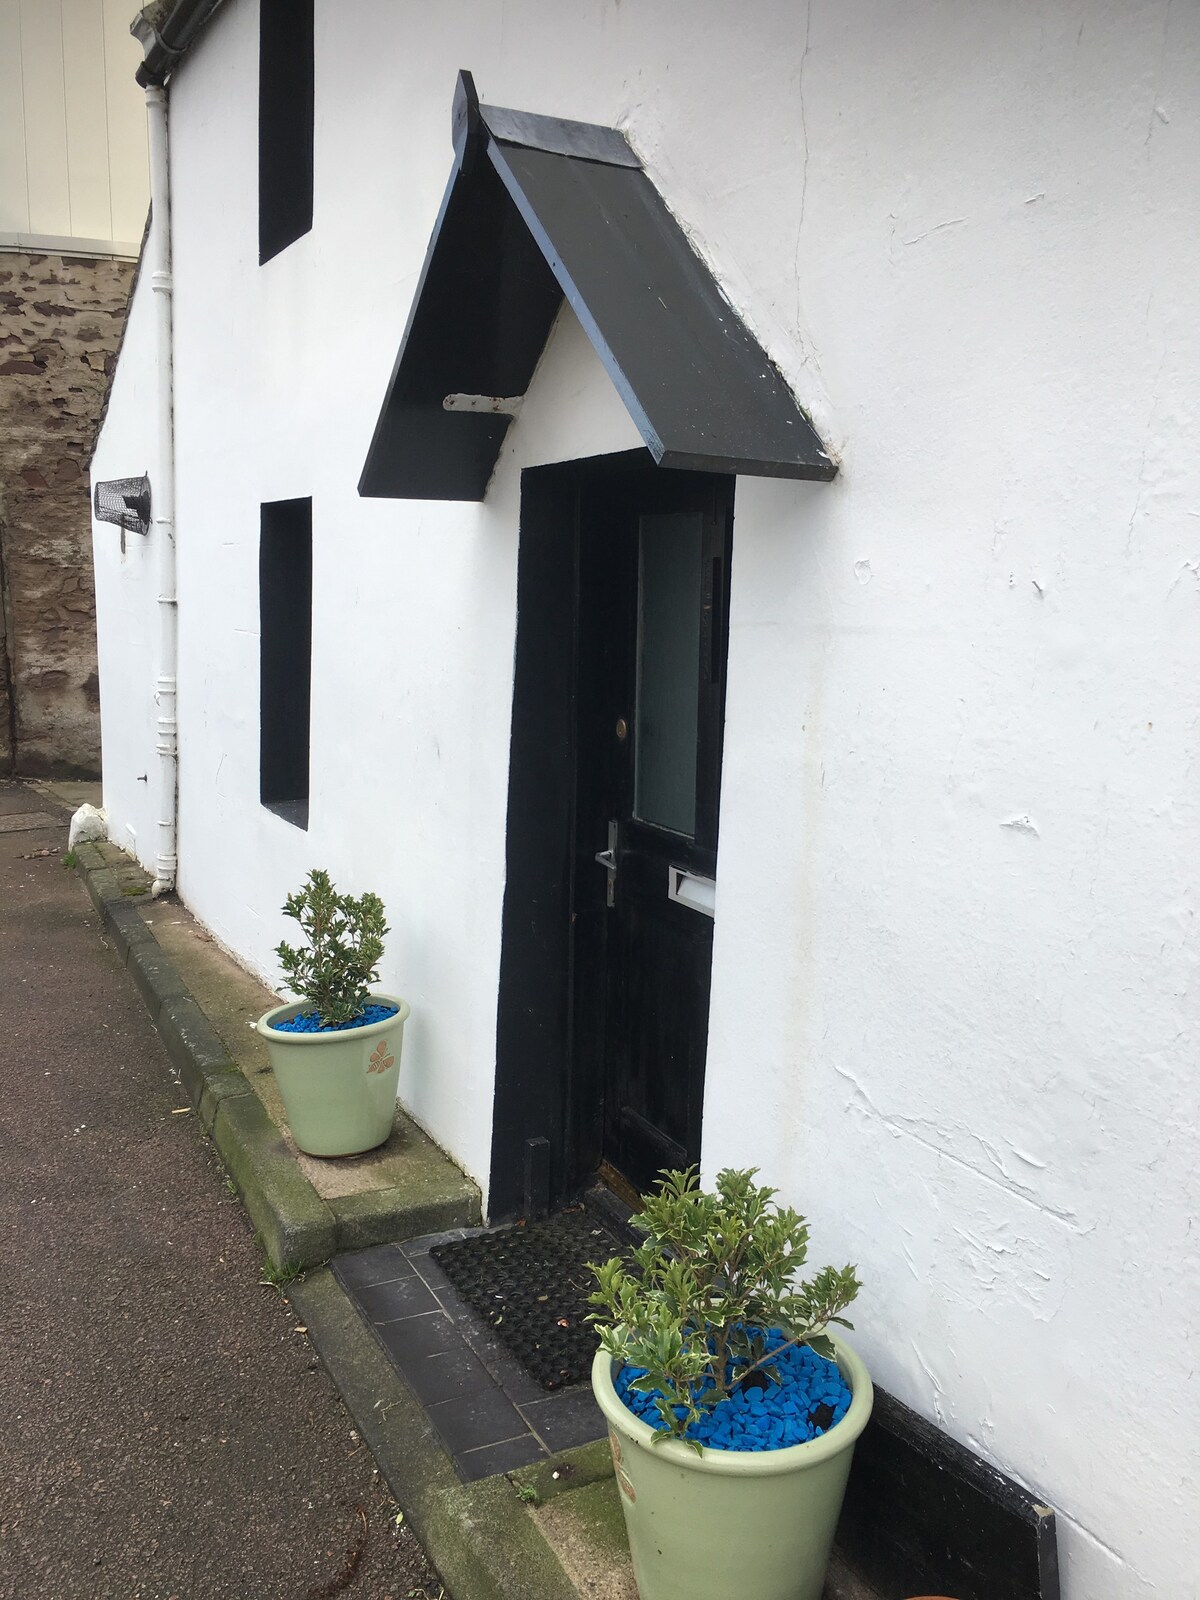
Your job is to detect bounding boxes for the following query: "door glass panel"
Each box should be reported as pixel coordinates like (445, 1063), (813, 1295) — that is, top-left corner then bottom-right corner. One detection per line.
(635, 513), (702, 836)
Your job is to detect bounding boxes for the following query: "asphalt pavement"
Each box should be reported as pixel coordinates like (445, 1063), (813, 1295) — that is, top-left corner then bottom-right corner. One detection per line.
(0, 780), (444, 1600)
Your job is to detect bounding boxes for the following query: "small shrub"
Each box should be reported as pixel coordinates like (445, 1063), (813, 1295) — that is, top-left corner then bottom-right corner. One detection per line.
(589, 1167), (861, 1444)
(275, 868), (388, 1026)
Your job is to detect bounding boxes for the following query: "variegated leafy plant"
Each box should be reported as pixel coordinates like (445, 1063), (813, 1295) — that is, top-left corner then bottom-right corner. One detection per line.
(589, 1167), (861, 1444)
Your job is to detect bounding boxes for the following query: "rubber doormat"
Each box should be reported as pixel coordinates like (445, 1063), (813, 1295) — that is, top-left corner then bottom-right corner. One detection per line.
(431, 1207), (632, 1391)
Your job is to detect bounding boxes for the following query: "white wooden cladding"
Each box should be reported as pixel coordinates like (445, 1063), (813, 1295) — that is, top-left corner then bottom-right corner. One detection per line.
(0, 0), (149, 252)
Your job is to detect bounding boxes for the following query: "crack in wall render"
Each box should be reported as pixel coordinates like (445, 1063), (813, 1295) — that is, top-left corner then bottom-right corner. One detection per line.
(830, 1060), (1088, 1231)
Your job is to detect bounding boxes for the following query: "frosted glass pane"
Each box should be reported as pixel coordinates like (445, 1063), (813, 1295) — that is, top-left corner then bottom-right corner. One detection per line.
(635, 513), (702, 836)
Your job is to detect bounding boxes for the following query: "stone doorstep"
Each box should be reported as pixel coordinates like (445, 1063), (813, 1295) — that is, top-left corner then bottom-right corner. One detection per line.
(70, 841), (481, 1269)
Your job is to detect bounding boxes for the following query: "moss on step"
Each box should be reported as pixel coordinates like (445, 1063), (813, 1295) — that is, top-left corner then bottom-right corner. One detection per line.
(529, 1477), (637, 1600)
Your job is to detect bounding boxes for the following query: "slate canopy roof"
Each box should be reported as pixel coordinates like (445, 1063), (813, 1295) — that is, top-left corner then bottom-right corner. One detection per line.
(358, 71), (836, 501)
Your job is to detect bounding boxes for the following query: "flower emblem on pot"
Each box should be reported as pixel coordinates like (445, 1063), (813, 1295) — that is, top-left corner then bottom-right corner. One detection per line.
(608, 1429), (636, 1502)
(368, 1039), (395, 1074)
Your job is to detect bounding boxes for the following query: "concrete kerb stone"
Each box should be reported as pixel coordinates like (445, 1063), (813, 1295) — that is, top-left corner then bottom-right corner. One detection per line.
(211, 1092), (337, 1271)
(102, 900), (158, 966)
(127, 941), (190, 1023)
(292, 1268), (583, 1600)
(83, 865), (122, 913)
(156, 995), (251, 1133)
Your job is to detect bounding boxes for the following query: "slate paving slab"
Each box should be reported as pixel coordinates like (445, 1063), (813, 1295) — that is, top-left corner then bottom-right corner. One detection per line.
(333, 1231), (610, 1484)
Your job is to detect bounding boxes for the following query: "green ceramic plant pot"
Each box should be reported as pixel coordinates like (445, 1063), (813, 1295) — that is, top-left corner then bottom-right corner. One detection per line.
(591, 1332), (873, 1600)
(255, 994), (410, 1157)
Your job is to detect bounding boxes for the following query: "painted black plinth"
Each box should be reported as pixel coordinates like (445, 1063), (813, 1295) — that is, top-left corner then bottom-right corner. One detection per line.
(837, 1387), (1060, 1600)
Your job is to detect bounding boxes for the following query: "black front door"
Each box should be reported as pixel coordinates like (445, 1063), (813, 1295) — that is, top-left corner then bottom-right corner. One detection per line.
(573, 466), (733, 1197)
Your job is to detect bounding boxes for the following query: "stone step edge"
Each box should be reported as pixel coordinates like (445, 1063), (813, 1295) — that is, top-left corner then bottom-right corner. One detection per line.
(70, 842), (475, 1269)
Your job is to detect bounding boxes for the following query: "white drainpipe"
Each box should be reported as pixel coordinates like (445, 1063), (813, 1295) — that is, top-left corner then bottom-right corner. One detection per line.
(145, 84), (178, 896)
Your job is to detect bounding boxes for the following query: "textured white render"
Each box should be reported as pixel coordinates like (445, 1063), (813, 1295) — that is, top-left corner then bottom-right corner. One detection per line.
(91, 4), (1198, 1596)
(91, 239), (161, 857)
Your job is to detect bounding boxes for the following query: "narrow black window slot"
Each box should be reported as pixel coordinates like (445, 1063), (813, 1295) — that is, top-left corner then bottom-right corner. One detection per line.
(260, 497), (311, 829)
(258, 0), (314, 264)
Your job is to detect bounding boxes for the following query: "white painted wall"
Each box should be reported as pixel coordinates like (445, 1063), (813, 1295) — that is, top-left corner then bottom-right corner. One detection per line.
(91, 231), (162, 859)
(92, 3), (1199, 1596)
(0, 0), (149, 254)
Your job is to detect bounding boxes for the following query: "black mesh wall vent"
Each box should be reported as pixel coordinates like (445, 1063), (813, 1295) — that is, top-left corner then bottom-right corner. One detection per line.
(94, 475), (152, 536)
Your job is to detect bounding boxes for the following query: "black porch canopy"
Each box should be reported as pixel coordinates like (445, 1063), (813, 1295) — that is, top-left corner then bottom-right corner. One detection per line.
(358, 73), (835, 501)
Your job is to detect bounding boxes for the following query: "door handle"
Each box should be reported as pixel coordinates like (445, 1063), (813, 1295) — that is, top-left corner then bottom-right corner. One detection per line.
(595, 820), (618, 906)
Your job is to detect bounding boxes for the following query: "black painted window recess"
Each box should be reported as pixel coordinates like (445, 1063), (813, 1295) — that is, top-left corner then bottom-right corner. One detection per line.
(259, 497), (312, 831)
(258, 0), (314, 264)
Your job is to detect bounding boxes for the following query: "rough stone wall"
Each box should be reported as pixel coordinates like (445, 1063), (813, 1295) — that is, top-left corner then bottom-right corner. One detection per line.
(0, 251), (134, 777)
